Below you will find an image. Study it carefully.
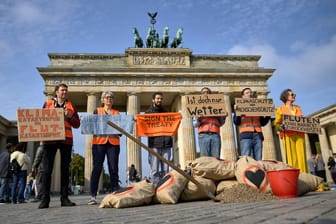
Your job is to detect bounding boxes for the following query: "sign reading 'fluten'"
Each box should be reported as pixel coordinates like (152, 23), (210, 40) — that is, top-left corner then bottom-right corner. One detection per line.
(283, 115), (321, 134)
(184, 94), (227, 117)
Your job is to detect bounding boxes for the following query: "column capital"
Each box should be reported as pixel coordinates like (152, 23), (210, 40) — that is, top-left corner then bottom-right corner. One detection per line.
(127, 92), (140, 97)
(86, 92), (100, 97)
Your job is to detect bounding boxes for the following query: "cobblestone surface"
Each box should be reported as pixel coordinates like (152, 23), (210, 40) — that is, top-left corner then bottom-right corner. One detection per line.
(0, 190), (335, 224)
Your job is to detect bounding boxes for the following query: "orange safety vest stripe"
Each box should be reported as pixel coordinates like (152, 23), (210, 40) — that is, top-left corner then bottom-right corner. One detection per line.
(239, 116), (262, 133)
(46, 100), (74, 139)
(279, 105), (304, 138)
(198, 117), (221, 134)
(92, 107), (120, 145)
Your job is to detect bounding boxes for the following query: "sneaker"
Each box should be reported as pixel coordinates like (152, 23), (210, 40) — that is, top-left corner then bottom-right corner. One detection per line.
(87, 199), (97, 205)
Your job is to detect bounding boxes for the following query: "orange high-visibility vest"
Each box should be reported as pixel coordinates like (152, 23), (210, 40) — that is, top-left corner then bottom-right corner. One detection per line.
(46, 100), (75, 142)
(238, 116), (262, 133)
(198, 117), (221, 134)
(279, 104), (304, 138)
(92, 107), (120, 145)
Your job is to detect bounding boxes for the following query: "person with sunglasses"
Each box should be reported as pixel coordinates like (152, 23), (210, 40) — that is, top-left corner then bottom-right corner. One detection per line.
(274, 89), (308, 173)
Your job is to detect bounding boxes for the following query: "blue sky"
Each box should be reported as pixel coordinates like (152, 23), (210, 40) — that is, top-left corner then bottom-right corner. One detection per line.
(1, 0), (336, 184)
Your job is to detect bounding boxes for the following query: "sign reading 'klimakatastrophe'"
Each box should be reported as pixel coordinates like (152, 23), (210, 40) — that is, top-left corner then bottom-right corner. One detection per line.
(184, 94), (227, 117)
(17, 108), (65, 142)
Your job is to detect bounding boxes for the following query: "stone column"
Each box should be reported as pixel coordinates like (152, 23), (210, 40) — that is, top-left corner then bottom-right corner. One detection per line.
(305, 134), (312, 159)
(177, 94), (196, 168)
(220, 94), (237, 161)
(84, 92), (99, 192)
(318, 127), (332, 183)
(258, 94), (276, 160)
(126, 92), (141, 178)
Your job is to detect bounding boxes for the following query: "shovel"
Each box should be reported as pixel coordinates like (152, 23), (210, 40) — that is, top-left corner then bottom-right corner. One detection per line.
(107, 120), (218, 201)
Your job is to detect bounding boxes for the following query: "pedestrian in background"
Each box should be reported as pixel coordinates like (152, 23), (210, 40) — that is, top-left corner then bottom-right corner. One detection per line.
(39, 83), (80, 209)
(0, 143), (12, 204)
(31, 144), (44, 202)
(10, 143), (31, 204)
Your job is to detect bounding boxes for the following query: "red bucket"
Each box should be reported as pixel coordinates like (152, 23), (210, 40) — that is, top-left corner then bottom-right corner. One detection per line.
(267, 168), (300, 199)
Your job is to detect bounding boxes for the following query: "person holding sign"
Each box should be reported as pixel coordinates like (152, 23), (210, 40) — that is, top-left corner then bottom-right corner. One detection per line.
(38, 83), (80, 209)
(145, 92), (173, 185)
(88, 91), (121, 205)
(274, 89), (308, 173)
(233, 88), (270, 161)
(193, 87), (227, 158)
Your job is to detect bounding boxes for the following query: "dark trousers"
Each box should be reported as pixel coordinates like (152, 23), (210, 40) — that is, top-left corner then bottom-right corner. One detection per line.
(40, 143), (72, 200)
(90, 142), (120, 196)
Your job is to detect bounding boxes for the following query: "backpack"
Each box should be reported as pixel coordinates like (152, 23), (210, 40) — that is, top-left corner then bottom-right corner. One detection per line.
(9, 159), (22, 175)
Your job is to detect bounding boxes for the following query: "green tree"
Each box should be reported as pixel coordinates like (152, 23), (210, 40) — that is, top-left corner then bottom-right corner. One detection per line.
(70, 153), (85, 186)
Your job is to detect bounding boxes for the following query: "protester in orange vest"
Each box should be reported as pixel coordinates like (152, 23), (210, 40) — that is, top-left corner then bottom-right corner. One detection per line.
(274, 89), (308, 173)
(193, 87), (227, 158)
(88, 91), (121, 205)
(145, 92), (173, 185)
(233, 88), (270, 161)
(38, 83), (80, 209)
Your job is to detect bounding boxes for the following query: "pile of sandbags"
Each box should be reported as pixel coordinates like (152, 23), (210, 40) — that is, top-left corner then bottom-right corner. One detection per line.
(99, 156), (323, 208)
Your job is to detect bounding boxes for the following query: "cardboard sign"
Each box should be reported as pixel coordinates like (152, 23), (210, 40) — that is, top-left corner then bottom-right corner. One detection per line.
(283, 115), (321, 134)
(17, 108), (65, 142)
(235, 98), (275, 116)
(184, 94), (226, 117)
(136, 112), (182, 137)
(81, 114), (134, 134)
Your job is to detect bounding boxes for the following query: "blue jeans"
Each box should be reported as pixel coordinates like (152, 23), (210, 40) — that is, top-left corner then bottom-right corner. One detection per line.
(240, 133), (263, 160)
(90, 142), (120, 196)
(24, 184), (32, 200)
(0, 177), (8, 201)
(148, 147), (172, 185)
(11, 170), (27, 203)
(198, 133), (221, 158)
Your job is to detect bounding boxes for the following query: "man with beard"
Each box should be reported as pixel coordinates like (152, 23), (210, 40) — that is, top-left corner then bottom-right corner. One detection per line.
(145, 92), (173, 185)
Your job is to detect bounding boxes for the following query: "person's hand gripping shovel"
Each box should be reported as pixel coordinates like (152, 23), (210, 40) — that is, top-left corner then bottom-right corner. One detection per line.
(107, 120), (219, 202)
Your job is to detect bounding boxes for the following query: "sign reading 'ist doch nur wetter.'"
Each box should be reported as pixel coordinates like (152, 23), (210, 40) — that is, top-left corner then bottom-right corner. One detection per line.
(17, 108), (65, 142)
(184, 94), (227, 117)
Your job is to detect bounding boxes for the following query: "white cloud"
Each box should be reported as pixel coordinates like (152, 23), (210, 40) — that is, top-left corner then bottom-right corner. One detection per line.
(227, 35), (336, 113)
(11, 1), (47, 25)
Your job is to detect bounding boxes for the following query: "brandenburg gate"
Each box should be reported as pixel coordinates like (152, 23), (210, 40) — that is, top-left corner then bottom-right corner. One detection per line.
(37, 48), (277, 190)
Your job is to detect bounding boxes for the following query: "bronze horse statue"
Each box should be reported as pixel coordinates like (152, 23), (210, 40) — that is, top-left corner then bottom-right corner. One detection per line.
(133, 27), (143, 48)
(160, 26), (169, 48)
(170, 28), (183, 48)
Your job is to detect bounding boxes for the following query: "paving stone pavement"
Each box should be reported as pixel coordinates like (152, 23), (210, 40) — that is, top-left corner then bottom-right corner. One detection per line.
(1, 190), (335, 224)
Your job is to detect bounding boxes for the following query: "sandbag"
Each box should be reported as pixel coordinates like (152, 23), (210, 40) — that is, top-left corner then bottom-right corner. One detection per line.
(191, 156), (236, 181)
(235, 156), (271, 192)
(99, 179), (155, 208)
(257, 160), (292, 171)
(216, 179), (239, 195)
(180, 176), (216, 202)
(297, 172), (323, 196)
(153, 170), (188, 204)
